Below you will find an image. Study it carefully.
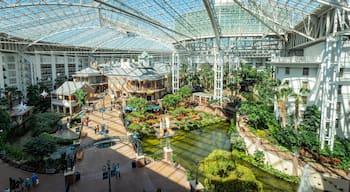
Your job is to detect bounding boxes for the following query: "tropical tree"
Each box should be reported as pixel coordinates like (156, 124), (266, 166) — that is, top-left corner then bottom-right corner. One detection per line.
(198, 63), (214, 90)
(291, 88), (310, 129)
(26, 84), (50, 111)
(162, 94), (182, 112)
(74, 89), (87, 108)
(276, 87), (293, 128)
(176, 86), (192, 101)
(298, 105), (321, 151)
(27, 85), (40, 106)
(291, 92), (302, 129)
(127, 97), (148, 114)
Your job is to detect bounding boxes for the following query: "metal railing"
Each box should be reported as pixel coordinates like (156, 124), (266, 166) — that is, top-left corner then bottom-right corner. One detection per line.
(270, 56), (322, 63)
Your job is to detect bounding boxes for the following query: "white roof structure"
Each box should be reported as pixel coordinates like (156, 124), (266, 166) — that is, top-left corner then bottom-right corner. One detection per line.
(153, 62), (171, 76)
(0, 0), (331, 52)
(73, 67), (101, 77)
(106, 67), (163, 81)
(51, 81), (88, 96)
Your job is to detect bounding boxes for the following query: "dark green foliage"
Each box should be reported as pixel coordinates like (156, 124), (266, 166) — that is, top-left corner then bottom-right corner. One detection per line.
(24, 134), (57, 158)
(26, 84), (50, 111)
(30, 112), (63, 136)
(273, 126), (302, 152)
(300, 105), (321, 132)
(299, 130), (319, 152)
(236, 67), (278, 131)
(0, 109), (11, 130)
(253, 151), (265, 163)
(0, 110), (11, 143)
(332, 138), (350, 170)
(1, 144), (25, 160)
(239, 101), (277, 130)
(39, 133), (73, 145)
(271, 105), (321, 157)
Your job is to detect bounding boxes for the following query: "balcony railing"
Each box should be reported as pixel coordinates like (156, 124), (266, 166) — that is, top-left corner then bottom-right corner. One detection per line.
(51, 99), (78, 107)
(270, 56), (322, 63)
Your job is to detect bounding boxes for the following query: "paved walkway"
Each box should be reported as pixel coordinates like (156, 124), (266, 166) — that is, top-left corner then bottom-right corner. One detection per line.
(1, 97), (190, 192)
(68, 98), (190, 191)
(0, 160), (65, 192)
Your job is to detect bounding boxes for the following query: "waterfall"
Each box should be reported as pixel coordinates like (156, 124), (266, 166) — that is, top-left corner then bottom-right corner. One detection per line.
(297, 164), (313, 192)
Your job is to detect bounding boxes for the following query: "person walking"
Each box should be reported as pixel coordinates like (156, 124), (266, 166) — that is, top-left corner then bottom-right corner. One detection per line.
(25, 178), (31, 191)
(17, 177), (24, 192)
(31, 173), (38, 187)
(115, 163), (121, 179)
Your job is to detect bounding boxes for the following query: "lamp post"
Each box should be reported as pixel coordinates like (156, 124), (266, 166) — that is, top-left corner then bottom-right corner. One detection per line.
(102, 160), (115, 192)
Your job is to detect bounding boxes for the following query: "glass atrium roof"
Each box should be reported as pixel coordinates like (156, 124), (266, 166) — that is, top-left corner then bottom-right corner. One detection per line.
(0, 0), (327, 52)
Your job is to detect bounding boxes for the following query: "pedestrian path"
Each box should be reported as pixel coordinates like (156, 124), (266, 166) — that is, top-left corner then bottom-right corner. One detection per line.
(68, 98), (190, 191)
(0, 160), (64, 192)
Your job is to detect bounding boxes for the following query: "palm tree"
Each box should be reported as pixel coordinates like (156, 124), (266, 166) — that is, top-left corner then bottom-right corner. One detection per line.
(276, 87), (293, 128)
(5, 87), (17, 110)
(292, 88), (310, 129)
(291, 92), (302, 129)
(74, 89), (87, 110)
(199, 63), (213, 91)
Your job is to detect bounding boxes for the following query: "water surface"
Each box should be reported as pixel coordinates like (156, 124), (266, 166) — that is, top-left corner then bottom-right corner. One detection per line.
(143, 122), (298, 191)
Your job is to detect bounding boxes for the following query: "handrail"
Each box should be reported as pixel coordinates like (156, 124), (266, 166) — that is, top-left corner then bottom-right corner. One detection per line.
(270, 56), (322, 63)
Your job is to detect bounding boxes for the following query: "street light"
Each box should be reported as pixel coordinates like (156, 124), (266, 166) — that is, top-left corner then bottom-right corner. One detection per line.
(102, 160), (116, 192)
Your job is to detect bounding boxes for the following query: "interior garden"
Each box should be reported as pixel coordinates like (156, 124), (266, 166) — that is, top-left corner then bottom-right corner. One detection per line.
(0, 85), (75, 173)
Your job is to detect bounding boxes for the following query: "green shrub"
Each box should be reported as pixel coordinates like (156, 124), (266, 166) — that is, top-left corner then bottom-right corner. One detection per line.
(200, 150), (263, 192)
(254, 151), (265, 163)
(24, 134), (57, 158)
(230, 132), (246, 152)
(31, 112), (62, 136)
(39, 133), (73, 145)
(185, 170), (193, 181)
(1, 144), (25, 160)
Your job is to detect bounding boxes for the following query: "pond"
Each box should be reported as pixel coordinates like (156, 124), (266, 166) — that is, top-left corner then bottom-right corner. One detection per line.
(142, 121), (299, 192)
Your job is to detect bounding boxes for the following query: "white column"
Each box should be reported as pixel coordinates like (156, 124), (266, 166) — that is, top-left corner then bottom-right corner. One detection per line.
(0, 52), (4, 89)
(34, 52), (41, 83)
(171, 52), (179, 93)
(64, 52), (69, 79)
(213, 48), (224, 105)
(51, 51), (57, 89)
(75, 54), (80, 71)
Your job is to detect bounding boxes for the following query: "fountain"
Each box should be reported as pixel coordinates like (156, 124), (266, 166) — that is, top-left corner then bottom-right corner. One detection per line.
(297, 164), (313, 192)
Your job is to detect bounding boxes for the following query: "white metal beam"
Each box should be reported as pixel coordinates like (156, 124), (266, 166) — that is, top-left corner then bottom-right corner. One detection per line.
(202, 0), (222, 48)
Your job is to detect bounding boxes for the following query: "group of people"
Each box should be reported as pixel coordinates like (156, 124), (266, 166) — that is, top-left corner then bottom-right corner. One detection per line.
(6, 173), (39, 192)
(94, 124), (109, 135)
